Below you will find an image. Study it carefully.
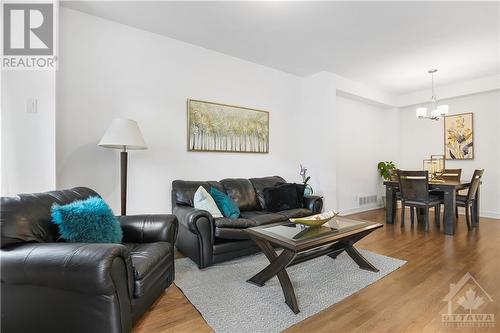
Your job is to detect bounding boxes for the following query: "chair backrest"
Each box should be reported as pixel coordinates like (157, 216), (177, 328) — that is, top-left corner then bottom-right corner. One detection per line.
(467, 169), (484, 201)
(0, 187), (100, 248)
(441, 168), (462, 182)
(397, 170), (429, 202)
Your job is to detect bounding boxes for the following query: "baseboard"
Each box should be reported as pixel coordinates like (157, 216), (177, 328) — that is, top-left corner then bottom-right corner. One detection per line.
(480, 211), (500, 219)
(454, 207), (499, 220)
(337, 204), (500, 220)
(340, 204), (384, 216)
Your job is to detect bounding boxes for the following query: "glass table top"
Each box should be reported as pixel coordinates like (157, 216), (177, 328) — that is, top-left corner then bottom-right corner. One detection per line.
(258, 217), (370, 242)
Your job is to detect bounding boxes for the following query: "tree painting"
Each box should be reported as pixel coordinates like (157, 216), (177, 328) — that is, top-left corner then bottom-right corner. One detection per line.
(188, 100), (269, 153)
(444, 113), (474, 160)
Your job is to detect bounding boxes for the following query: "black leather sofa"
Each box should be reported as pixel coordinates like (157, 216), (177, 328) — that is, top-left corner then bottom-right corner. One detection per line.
(172, 176), (323, 268)
(0, 187), (178, 333)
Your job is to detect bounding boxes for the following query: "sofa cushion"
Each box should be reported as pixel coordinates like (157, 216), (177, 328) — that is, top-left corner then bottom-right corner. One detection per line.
(171, 180), (224, 207)
(214, 217), (256, 229)
(239, 210), (288, 225)
(263, 183), (300, 212)
(220, 178), (260, 211)
(125, 242), (171, 280)
(249, 176), (287, 210)
(214, 211), (287, 240)
(125, 242), (172, 298)
(193, 186), (223, 218)
(210, 187), (240, 219)
(294, 183), (306, 208)
(277, 208), (313, 219)
(215, 227), (251, 240)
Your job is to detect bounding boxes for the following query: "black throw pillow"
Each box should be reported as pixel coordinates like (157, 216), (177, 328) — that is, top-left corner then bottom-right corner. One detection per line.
(263, 183), (300, 212)
(276, 182), (306, 208)
(294, 183), (306, 208)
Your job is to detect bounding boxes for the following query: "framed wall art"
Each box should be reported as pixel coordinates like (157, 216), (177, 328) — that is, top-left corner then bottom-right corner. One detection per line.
(444, 112), (474, 160)
(187, 99), (269, 153)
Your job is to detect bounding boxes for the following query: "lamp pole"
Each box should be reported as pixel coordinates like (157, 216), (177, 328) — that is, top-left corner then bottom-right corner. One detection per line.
(120, 146), (128, 216)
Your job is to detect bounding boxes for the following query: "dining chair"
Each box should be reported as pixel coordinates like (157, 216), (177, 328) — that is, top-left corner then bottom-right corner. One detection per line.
(456, 169), (484, 230)
(397, 170), (443, 231)
(433, 168), (462, 218)
(440, 168), (462, 182)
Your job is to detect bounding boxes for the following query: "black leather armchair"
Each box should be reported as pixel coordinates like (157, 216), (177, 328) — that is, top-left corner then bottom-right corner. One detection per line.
(1, 187), (178, 333)
(173, 176), (323, 268)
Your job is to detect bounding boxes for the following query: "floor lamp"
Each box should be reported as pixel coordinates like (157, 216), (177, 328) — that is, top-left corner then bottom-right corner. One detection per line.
(99, 118), (147, 216)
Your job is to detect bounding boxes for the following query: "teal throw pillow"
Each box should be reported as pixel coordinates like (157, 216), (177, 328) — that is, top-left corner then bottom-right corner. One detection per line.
(51, 196), (123, 243)
(209, 187), (240, 219)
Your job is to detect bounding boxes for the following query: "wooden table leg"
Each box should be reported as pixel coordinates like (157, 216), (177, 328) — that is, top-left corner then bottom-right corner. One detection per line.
(386, 186), (396, 224)
(472, 185), (480, 227)
(247, 238), (300, 314)
(331, 231), (379, 272)
(345, 245), (379, 272)
(443, 190), (457, 235)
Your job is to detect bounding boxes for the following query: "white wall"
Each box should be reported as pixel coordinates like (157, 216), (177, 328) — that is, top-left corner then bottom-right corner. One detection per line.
(398, 90), (500, 218)
(336, 95), (398, 213)
(295, 72), (338, 211)
(57, 8), (304, 214)
(40, 7), (499, 220)
(1, 71), (56, 196)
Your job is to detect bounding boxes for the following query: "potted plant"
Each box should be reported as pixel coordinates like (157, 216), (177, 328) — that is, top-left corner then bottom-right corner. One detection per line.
(300, 164), (314, 196)
(377, 161), (396, 181)
(377, 161), (396, 208)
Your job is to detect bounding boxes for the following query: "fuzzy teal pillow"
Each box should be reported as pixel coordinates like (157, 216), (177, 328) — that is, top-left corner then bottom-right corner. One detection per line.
(210, 187), (240, 219)
(51, 196), (122, 243)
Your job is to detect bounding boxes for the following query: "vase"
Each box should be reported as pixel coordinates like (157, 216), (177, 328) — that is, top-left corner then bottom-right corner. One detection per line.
(304, 184), (313, 197)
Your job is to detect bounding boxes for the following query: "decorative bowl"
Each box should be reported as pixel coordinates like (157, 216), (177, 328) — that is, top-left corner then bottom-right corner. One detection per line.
(289, 211), (339, 227)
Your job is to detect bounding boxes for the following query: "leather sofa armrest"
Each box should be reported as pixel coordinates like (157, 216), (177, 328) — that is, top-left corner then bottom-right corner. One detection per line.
(304, 195), (323, 214)
(173, 205), (214, 235)
(1, 243), (133, 296)
(118, 214), (178, 244)
(173, 205), (215, 269)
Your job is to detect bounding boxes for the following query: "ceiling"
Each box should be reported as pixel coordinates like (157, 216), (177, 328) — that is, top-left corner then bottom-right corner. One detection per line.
(62, 1), (500, 95)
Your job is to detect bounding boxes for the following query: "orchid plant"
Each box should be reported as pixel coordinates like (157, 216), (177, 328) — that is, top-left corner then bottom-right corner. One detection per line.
(299, 164), (313, 195)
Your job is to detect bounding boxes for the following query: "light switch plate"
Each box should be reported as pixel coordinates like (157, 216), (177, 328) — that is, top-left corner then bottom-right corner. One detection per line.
(26, 98), (37, 113)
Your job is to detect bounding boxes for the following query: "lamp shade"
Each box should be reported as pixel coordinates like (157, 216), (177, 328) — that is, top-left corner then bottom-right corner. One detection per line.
(416, 107), (427, 118)
(437, 105), (449, 117)
(98, 118), (147, 150)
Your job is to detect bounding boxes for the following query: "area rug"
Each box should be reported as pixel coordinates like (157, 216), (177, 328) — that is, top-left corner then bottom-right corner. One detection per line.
(175, 249), (406, 333)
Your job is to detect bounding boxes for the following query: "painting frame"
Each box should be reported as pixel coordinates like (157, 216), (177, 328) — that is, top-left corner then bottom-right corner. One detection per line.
(444, 112), (474, 160)
(187, 99), (270, 153)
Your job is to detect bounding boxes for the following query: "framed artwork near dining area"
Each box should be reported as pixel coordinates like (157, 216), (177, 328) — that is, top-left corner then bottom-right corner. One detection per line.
(444, 112), (474, 160)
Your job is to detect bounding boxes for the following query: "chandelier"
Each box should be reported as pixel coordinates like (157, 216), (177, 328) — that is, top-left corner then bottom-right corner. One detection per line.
(416, 69), (448, 120)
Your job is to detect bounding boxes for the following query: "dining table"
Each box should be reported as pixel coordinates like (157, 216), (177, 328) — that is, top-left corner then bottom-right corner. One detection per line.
(383, 179), (480, 235)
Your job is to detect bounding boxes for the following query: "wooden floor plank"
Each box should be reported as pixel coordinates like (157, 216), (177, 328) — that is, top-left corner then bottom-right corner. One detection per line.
(133, 209), (500, 333)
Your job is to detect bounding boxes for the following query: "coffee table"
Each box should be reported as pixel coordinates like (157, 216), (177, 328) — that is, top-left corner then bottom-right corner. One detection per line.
(245, 217), (383, 314)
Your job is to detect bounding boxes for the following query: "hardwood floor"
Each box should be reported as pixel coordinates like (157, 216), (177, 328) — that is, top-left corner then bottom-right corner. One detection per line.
(133, 209), (500, 333)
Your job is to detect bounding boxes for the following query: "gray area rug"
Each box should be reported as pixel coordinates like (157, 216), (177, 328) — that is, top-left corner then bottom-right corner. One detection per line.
(175, 249), (406, 333)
